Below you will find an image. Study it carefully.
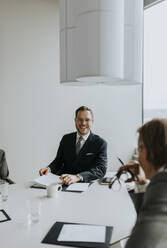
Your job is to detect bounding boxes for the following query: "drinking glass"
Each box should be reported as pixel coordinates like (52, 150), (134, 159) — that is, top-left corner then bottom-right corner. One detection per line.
(26, 198), (41, 224)
(0, 180), (9, 201)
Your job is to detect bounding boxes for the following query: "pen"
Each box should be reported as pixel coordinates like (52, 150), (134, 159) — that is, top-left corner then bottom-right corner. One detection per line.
(117, 157), (124, 166)
(108, 176), (117, 189)
(117, 157), (136, 180)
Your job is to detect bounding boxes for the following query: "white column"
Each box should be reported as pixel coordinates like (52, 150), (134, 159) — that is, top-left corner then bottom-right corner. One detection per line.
(124, 0), (143, 83)
(60, 0), (79, 82)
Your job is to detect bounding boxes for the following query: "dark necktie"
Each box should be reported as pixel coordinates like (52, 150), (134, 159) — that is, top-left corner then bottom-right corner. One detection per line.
(76, 136), (83, 155)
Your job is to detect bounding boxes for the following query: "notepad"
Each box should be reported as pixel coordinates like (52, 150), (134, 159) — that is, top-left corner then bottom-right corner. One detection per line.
(57, 224), (105, 242)
(65, 183), (89, 192)
(32, 173), (61, 188)
(0, 211), (6, 221)
(42, 221), (113, 248)
(0, 210), (11, 223)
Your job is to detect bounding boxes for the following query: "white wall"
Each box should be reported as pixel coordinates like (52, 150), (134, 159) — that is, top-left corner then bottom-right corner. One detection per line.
(144, 1), (167, 110)
(0, 0), (142, 183)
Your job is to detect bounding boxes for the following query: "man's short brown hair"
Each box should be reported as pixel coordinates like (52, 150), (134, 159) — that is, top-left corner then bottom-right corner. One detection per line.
(138, 119), (167, 169)
(75, 106), (94, 119)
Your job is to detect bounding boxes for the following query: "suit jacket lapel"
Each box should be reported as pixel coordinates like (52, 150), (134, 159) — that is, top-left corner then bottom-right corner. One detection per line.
(71, 132), (77, 158)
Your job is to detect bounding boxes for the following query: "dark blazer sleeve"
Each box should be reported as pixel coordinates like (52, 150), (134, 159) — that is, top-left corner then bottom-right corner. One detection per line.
(125, 172), (167, 248)
(0, 150), (9, 179)
(129, 191), (144, 214)
(48, 137), (64, 174)
(79, 139), (107, 182)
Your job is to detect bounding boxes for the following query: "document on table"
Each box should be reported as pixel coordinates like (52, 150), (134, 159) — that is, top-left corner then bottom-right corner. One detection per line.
(33, 173), (61, 187)
(57, 224), (105, 242)
(42, 221), (113, 247)
(65, 183), (89, 192)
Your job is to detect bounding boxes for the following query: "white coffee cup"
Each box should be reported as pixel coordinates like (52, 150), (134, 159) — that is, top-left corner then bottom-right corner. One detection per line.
(47, 183), (62, 198)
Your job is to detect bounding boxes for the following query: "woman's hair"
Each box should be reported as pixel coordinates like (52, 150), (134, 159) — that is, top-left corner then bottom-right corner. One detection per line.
(138, 119), (167, 169)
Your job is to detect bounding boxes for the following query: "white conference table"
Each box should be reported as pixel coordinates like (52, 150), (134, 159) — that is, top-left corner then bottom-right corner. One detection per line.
(0, 182), (136, 248)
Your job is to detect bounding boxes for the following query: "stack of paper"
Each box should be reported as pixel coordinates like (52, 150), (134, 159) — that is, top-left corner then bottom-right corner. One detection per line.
(32, 173), (61, 188)
(65, 183), (90, 192)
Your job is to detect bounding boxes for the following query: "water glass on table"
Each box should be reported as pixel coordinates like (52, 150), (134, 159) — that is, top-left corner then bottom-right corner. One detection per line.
(0, 180), (9, 201)
(26, 198), (41, 224)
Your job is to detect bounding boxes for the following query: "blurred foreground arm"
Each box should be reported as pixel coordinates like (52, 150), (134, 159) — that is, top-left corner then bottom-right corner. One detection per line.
(118, 161), (150, 213)
(118, 160), (147, 185)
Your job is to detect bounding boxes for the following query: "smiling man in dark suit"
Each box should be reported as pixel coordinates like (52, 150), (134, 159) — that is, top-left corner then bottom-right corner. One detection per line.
(39, 106), (107, 185)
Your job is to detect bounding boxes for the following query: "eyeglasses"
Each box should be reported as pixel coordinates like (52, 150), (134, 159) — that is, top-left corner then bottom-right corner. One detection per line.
(76, 118), (92, 123)
(108, 157), (135, 191)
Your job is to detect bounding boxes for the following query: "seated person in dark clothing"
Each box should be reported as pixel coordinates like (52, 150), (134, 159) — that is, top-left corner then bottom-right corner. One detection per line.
(0, 149), (9, 180)
(39, 106), (107, 185)
(118, 119), (167, 248)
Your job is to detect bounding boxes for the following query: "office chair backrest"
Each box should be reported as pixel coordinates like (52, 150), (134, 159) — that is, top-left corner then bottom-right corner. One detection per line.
(0, 149), (15, 184)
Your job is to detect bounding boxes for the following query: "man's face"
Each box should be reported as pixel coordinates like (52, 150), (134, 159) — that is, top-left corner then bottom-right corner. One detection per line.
(75, 110), (94, 136)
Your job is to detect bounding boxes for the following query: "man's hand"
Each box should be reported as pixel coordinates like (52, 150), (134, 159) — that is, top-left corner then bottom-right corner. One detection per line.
(118, 161), (147, 185)
(60, 174), (80, 185)
(39, 167), (50, 176)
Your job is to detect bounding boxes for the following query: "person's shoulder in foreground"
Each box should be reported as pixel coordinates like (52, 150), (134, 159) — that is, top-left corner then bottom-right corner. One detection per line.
(126, 169), (167, 248)
(118, 118), (167, 248)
